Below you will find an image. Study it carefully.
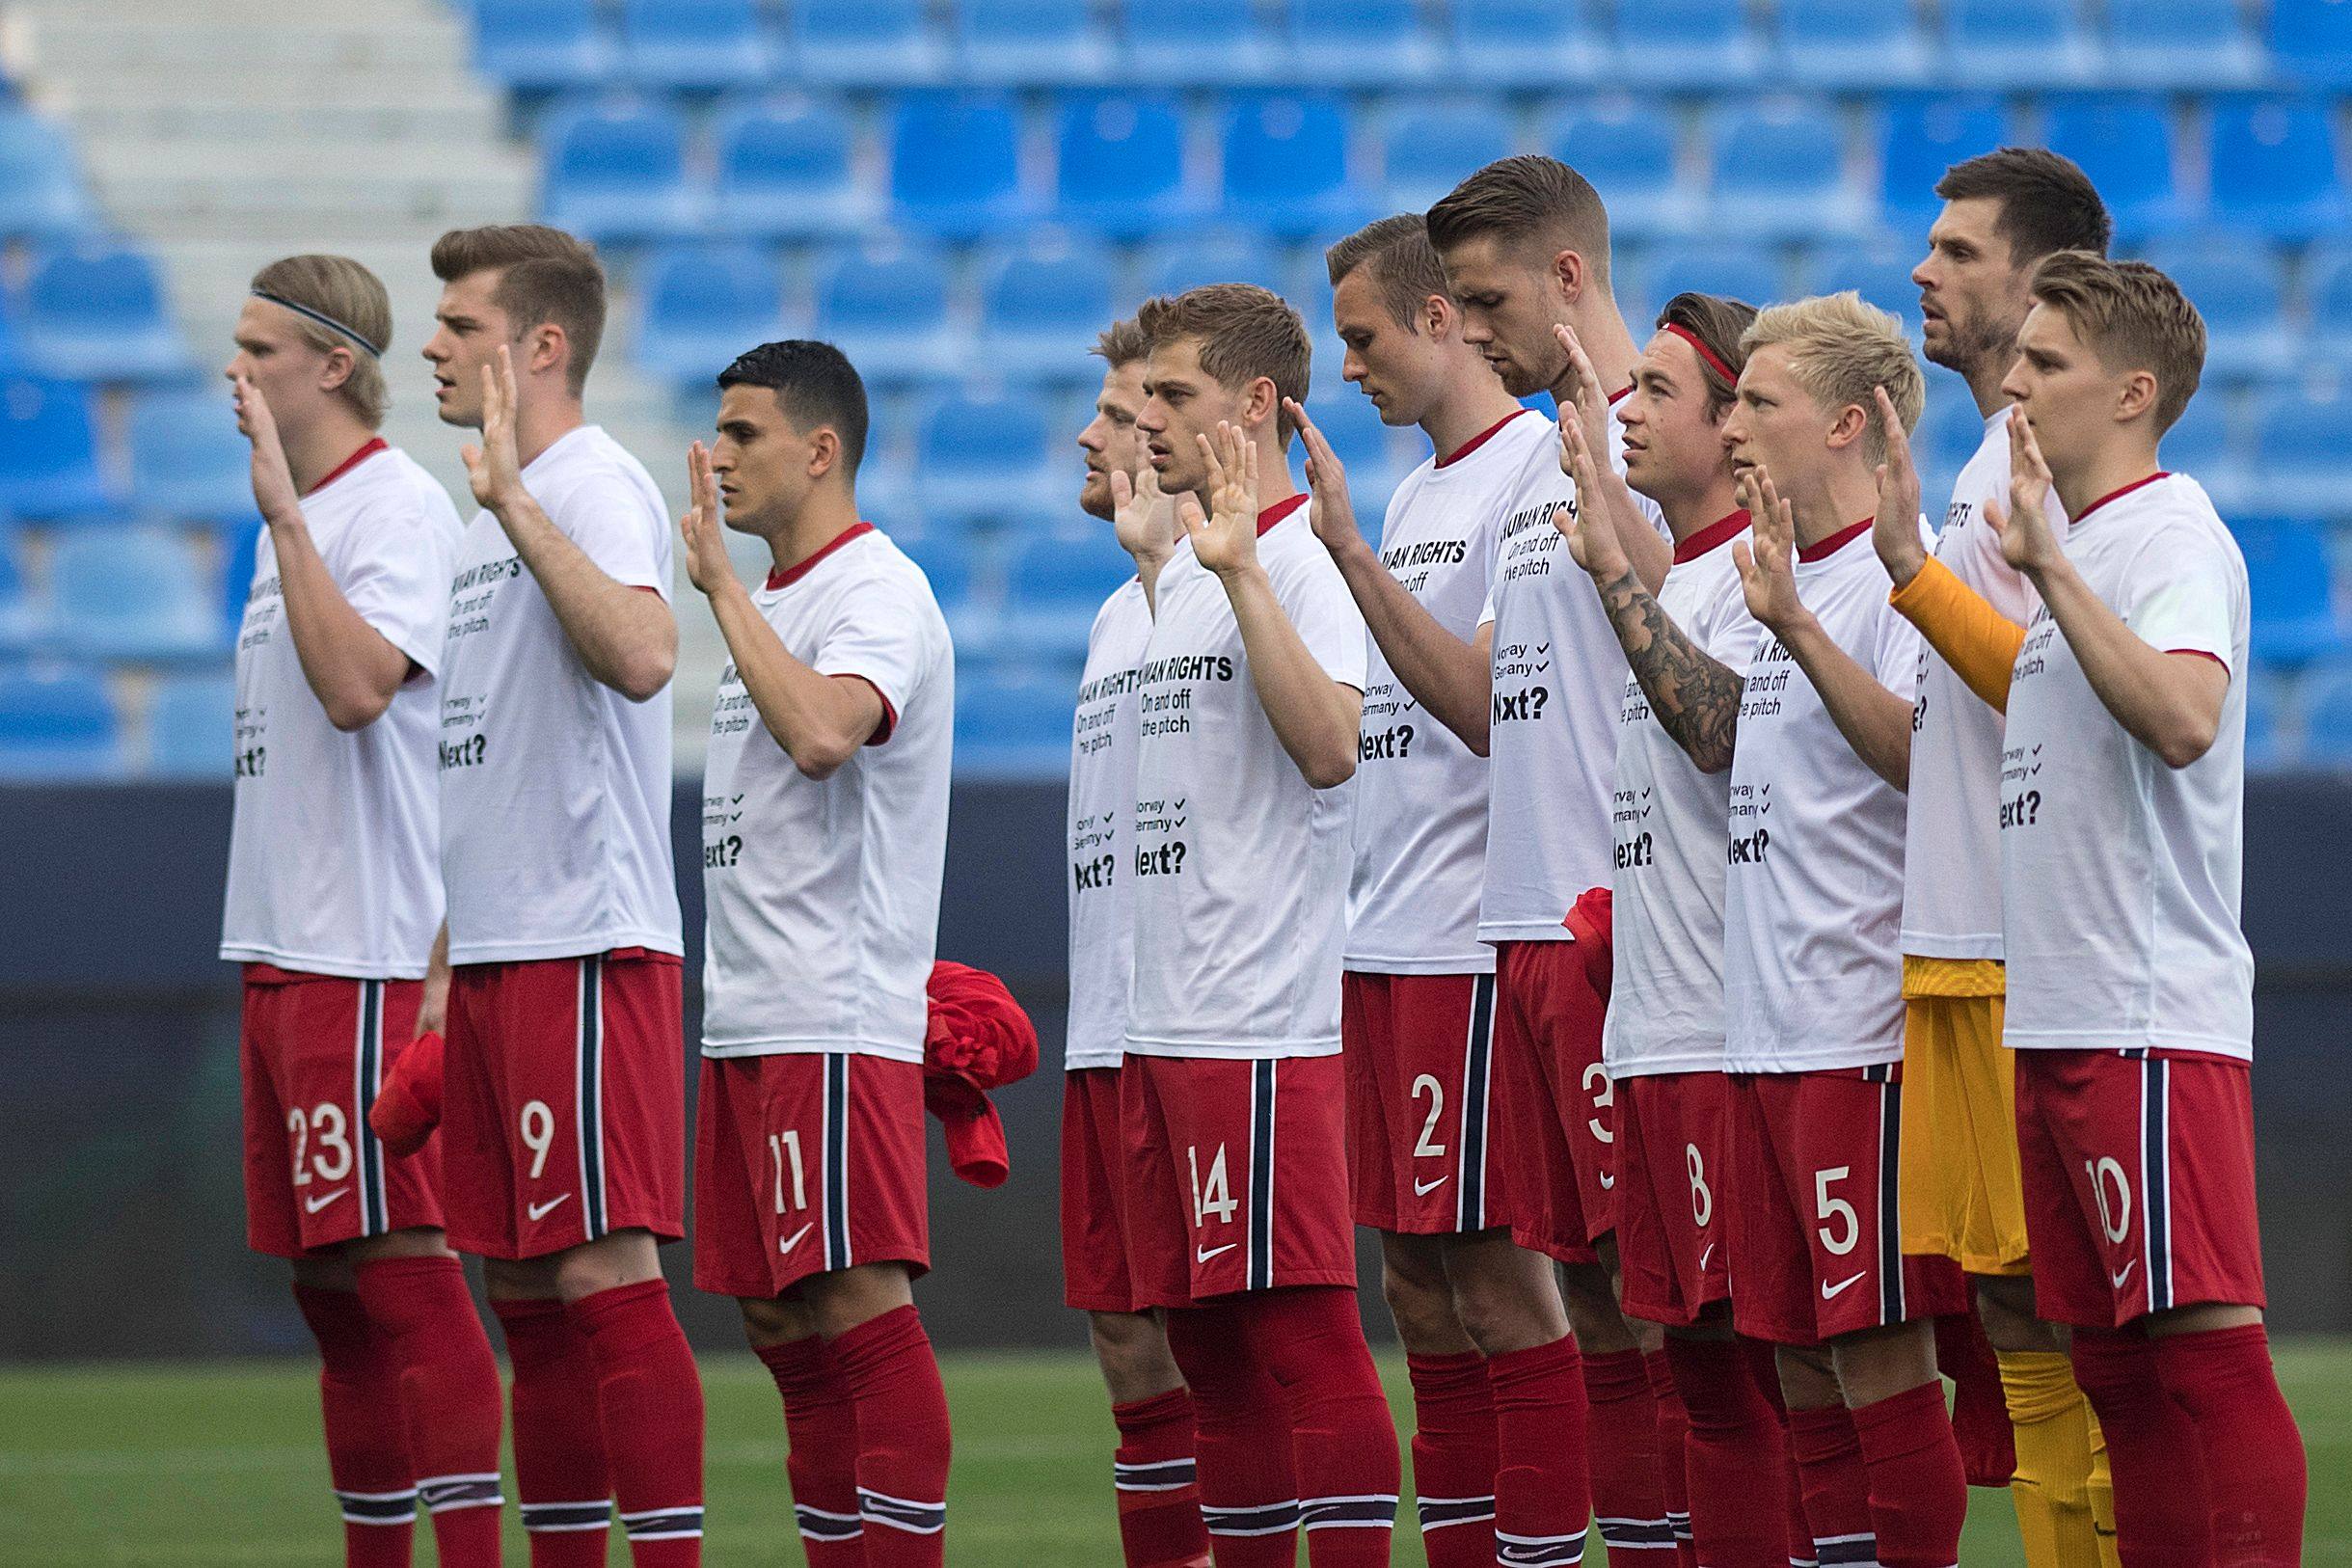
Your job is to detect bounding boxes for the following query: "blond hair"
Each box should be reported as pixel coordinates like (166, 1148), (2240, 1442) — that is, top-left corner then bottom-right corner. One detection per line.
(250, 255), (392, 427)
(2029, 252), (2205, 432)
(1740, 291), (1925, 464)
(1136, 283), (1312, 444)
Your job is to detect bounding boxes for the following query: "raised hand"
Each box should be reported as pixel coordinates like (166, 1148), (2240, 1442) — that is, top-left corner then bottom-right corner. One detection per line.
(1553, 322), (1610, 480)
(1178, 420), (1261, 581)
(1985, 406), (2064, 576)
(1733, 464), (1807, 634)
(1284, 396), (1363, 555)
(1555, 408), (1630, 581)
(1869, 385), (1929, 587)
(230, 373), (300, 526)
(460, 344), (526, 515)
(678, 441), (736, 598)
(1108, 457), (1178, 567)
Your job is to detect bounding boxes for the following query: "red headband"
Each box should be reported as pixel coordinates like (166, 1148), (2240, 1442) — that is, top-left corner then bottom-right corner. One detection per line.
(1663, 322), (1738, 386)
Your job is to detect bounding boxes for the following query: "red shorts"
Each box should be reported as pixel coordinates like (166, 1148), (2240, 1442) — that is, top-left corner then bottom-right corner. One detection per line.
(1724, 1068), (1967, 1345)
(441, 948), (685, 1260)
(1119, 1051), (1356, 1308)
(693, 1050), (930, 1300)
(2014, 1048), (2265, 1329)
(1343, 971), (1511, 1234)
(1063, 1066), (1140, 1311)
(1613, 1071), (1731, 1328)
(1494, 939), (1613, 1264)
(241, 966), (443, 1257)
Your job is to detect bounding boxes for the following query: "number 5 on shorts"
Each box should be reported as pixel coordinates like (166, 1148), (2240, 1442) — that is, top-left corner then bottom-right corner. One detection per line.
(1814, 1165), (1858, 1256)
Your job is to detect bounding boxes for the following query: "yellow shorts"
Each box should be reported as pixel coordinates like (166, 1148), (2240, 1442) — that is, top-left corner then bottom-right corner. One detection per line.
(1898, 961), (2031, 1275)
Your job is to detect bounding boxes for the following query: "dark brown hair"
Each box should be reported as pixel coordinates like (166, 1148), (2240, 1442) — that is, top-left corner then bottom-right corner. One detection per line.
(1655, 291), (1759, 417)
(1092, 315), (1149, 369)
(1136, 284), (1312, 443)
(1326, 213), (1451, 331)
(1424, 153), (1612, 286)
(1935, 148), (2112, 266)
(430, 224), (607, 396)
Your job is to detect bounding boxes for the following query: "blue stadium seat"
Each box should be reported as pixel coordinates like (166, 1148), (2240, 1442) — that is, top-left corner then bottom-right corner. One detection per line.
(975, 240), (1119, 385)
(0, 309), (25, 378)
(914, 394), (1057, 527)
(0, 532), (31, 655)
(1606, 0), (1765, 89)
(1446, 0), (1603, 89)
(788, 0), (949, 88)
(1141, 235), (1291, 301)
(631, 246), (786, 390)
(1880, 97), (2008, 229)
(1706, 102), (1868, 239)
(1055, 95), (1204, 240)
(472, 0), (613, 94)
(1286, 0), (1442, 88)
(17, 247), (191, 385)
(953, 666), (1072, 776)
(715, 102), (873, 241)
(1640, 245), (1786, 326)
(1800, 242), (1925, 337)
(2268, 0), (2352, 90)
(0, 110), (95, 241)
(146, 668), (235, 778)
(1941, 0), (2098, 89)
(0, 664), (123, 780)
(811, 248), (960, 388)
(2147, 244), (2290, 382)
(895, 531), (974, 608)
(957, 0), (1115, 88)
(1119, 0), (1284, 87)
(2243, 671), (2284, 770)
(1543, 100), (1695, 240)
(2308, 245), (2352, 367)
(128, 389), (257, 528)
(538, 101), (703, 243)
(1916, 392), (1990, 477)
(219, 521), (259, 631)
(1219, 95), (1365, 239)
(0, 379), (114, 520)
(1381, 101), (1515, 216)
(616, 0), (770, 93)
(887, 95), (1035, 240)
(2302, 661), (2352, 764)
(2252, 389), (2352, 518)
(44, 527), (225, 662)
(1302, 391), (1407, 531)
(1771, 0), (1933, 90)
(1004, 529), (1138, 660)
(2233, 517), (2344, 666)
(2103, 0), (2265, 89)
(2043, 98), (2191, 238)
(2158, 394), (2244, 512)
(2207, 99), (2347, 242)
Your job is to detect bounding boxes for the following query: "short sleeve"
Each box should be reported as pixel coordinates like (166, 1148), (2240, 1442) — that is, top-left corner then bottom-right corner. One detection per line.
(338, 489), (459, 681)
(1695, 568), (1759, 678)
(814, 567), (940, 741)
(1477, 582), (1498, 630)
(542, 467), (670, 598)
(1873, 597), (1928, 697)
(1275, 545), (1369, 691)
(2123, 522), (2239, 675)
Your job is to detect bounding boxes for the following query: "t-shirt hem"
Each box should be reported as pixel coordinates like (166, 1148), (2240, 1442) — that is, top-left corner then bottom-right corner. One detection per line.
(448, 928), (687, 965)
(1064, 1054), (1126, 1073)
(2004, 1027), (2251, 1062)
(1897, 930), (2005, 962)
(1340, 950), (1499, 976)
(700, 1038), (924, 1063)
(1604, 1051), (1725, 1078)
(1477, 921), (1573, 944)
(220, 944), (428, 982)
(1722, 1044), (1903, 1074)
(1122, 1036), (1343, 1060)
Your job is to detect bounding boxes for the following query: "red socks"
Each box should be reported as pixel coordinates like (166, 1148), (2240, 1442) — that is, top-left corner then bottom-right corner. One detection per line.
(1665, 1336), (1791, 1568)
(2148, 1325), (2307, 1567)
(1643, 1349), (1694, 1566)
(828, 1305), (953, 1566)
(494, 1296), (612, 1567)
(1404, 1351), (1499, 1568)
(1163, 1302), (1300, 1567)
(756, 1336), (865, 1566)
(352, 1257), (504, 1567)
(1785, 1401), (1878, 1568)
(295, 1284), (417, 1568)
(1933, 1310), (2017, 1488)
(1489, 1335), (1593, 1568)
(567, 1282), (705, 1566)
(1850, 1380), (1967, 1568)
(1111, 1387), (1213, 1568)
(1237, 1287), (1399, 1566)
(1583, 1347), (1676, 1563)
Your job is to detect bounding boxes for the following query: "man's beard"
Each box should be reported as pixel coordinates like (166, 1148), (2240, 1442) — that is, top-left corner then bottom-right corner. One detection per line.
(1927, 307), (2023, 383)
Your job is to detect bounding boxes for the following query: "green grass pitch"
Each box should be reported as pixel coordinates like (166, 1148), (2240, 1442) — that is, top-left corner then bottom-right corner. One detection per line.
(3, 1342), (2342, 1565)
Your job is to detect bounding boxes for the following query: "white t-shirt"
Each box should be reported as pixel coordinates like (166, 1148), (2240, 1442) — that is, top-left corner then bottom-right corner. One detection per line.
(700, 525), (954, 1062)
(1477, 399), (1671, 943)
(221, 442), (462, 979)
(438, 424), (683, 964)
(1066, 576), (1151, 1071)
(1721, 520), (1928, 1074)
(2000, 473), (2253, 1060)
(1901, 409), (2068, 961)
(1125, 498), (1369, 1059)
(1345, 411), (1538, 975)
(1603, 512), (1756, 1077)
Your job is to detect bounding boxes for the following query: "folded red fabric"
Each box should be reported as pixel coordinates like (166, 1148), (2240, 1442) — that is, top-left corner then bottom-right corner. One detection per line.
(922, 960), (1040, 1189)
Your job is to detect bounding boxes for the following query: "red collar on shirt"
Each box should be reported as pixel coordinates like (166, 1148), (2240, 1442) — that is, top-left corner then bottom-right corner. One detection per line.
(1256, 493), (1309, 537)
(1436, 411), (1530, 469)
(1607, 384), (1633, 406)
(1673, 509), (1750, 564)
(2071, 472), (2170, 525)
(1797, 517), (1872, 563)
(306, 437), (389, 497)
(767, 522), (876, 591)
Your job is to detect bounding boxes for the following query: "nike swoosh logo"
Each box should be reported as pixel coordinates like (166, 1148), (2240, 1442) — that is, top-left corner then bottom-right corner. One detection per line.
(527, 1193), (573, 1221)
(778, 1222), (814, 1256)
(1195, 1243), (1237, 1263)
(303, 1187), (348, 1214)
(1598, 1172), (1615, 1189)
(1414, 1174), (1450, 1196)
(2110, 1259), (2137, 1288)
(1698, 1243), (1716, 1271)
(1821, 1271), (1866, 1301)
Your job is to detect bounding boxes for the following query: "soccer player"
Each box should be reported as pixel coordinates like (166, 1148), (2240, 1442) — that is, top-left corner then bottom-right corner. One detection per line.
(1715, 293), (1970, 1568)
(1873, 148), (2119, 1566)
(1064, 315), (1217, 1568)
(1987, 253), (2307, 1566)
(1424, 154), (1689, 1565)
(1284, 213), (1581, 1568)
(1120, 284), (1398, 1567)
(679, 339), (958, 1568)
(421, 225), (703, 1567)
(223, 255), (503, 1568)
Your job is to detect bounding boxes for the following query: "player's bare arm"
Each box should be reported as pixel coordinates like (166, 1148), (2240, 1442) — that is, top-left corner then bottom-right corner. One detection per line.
(1560, 408), (1743, 773)
(1737, 464), (1915, 790)
(1987, 408), (2226, 768)
(1107, 461), (1179, 612)
(233, 373), (413, 730)
(465, 345), (676, 702)
(679, 441), (882, 779)
(1286, 396), (1493, 754)
(1555, 323), (1669, 592)
(1185, 421), (1362, 788)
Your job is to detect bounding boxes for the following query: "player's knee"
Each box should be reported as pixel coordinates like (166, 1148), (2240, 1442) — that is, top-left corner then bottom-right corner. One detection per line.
(801, 1261), (916, 1340)
(342, 1227), (456, 1267)
(1446, 1247), (1568, 1355)
(1775, 1342), (1841, 1411)
(1380, 1238), (1467, 1351)
(545, 1229), (662, 1303)
(1088, 1311), (1183, 1401)
(1558, 1260), (1637, 1353)
(738, 1294), (813, 1347)
(1828, 1318), (1940, 1406)
(1973, 1273), (2060, 1353)
(482, 1254), (559, 1303)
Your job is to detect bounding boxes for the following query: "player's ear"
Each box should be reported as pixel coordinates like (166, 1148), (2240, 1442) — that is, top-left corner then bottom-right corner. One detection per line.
(1241, 374), (1279, 433)
(316, 343), (355, 395)
(807, 425), (841, 482)
(1420, 291), (1451, 339)
(2116, 368), (2160, 425)
(527, 321), (568, 383)
(1550, 247), (1584, 306)
(1825, 401), (1870, 453)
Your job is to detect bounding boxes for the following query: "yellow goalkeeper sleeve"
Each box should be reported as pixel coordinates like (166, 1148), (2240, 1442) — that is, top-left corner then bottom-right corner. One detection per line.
(1889, 555), (2027, 714)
